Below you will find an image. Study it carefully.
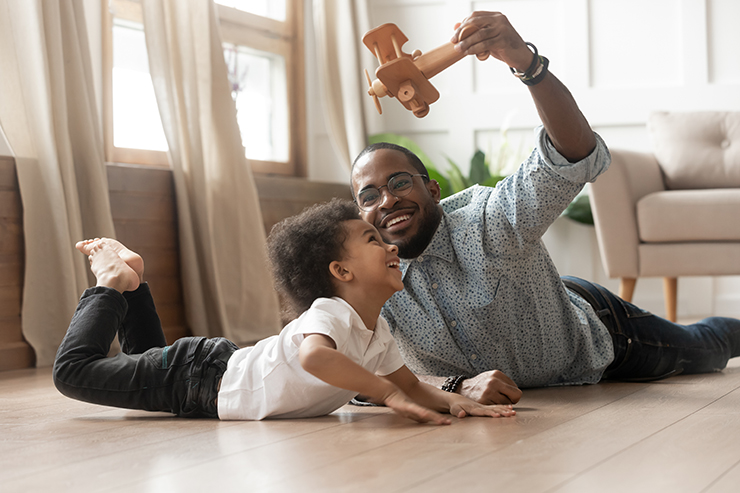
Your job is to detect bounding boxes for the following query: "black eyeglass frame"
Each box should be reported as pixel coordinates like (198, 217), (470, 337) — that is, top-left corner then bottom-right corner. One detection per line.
(355, 172), (429, 212)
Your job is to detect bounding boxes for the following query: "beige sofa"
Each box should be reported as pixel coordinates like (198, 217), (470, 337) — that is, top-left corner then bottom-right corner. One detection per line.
(590, 111), (740, 321)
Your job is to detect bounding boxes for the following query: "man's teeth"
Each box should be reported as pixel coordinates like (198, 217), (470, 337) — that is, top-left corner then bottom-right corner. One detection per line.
(386, 214), (410, 227)
(387, 261), (399, 268)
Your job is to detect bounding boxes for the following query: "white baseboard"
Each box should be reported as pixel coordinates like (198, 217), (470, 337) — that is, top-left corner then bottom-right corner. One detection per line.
(715, 295), (740, 319)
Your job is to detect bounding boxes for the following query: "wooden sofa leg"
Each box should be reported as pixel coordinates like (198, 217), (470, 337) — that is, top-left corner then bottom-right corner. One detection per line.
(619, 278), (637, 302)
(663, 277), (678, 322)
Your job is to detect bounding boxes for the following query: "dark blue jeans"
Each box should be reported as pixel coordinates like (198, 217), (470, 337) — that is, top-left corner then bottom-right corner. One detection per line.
(562, 276), (740, 381)
(53, 284), (237, 418)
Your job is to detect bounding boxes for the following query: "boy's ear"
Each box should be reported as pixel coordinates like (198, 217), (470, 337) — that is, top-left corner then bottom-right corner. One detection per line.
(329, 260), (354, 283)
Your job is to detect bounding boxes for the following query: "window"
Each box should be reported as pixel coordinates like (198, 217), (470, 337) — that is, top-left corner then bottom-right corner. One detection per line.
(103, 0), (306, 175)
(224, 42), (289, 162)
(215, 0), (286, 21)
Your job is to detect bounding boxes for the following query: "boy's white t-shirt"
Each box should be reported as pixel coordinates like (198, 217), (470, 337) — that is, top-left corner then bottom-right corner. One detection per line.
(217, 297), (405, 420)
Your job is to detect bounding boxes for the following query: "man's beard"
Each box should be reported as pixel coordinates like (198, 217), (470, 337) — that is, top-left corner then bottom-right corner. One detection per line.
(394, 203), (442, 259)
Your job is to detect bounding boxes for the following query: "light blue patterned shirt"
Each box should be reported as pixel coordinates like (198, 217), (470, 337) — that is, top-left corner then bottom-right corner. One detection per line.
(381, 127), (614, 388)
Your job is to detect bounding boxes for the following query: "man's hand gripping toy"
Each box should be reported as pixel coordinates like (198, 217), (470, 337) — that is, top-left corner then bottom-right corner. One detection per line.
(363, 23), (487, 118)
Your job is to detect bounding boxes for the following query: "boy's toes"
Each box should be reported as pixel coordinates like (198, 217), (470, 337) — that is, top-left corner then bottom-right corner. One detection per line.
(76, 238), (102, 255)
(76, 240), (92, 254)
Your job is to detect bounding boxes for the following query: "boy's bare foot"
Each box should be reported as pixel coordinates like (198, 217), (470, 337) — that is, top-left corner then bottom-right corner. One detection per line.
(76, 238), (144, 283)
(87, 243), (141, 293)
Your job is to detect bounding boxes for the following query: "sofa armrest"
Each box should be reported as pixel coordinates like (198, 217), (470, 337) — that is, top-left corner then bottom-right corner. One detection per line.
(590, 148), (665, 278)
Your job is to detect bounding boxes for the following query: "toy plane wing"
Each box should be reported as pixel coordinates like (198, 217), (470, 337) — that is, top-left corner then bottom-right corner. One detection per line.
(362, 23), (412, 64)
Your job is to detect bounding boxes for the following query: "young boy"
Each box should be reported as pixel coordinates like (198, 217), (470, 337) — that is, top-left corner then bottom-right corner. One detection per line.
(53, 199), (515, 423)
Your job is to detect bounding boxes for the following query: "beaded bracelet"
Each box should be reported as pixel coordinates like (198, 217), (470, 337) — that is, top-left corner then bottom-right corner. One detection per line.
(522, 56), (549, 86)
(509, 42), (549, 86)
(441, 375), (466, 393)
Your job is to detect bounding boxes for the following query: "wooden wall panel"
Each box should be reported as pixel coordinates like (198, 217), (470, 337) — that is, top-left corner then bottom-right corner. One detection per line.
(107, 164), (188, 344)
(0, 156), (33, 370)
(253, 175), (352, 235)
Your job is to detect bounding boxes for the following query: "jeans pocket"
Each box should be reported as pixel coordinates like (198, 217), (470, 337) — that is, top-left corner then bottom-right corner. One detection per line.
(618, 298), (653, 319)
(604, 334), (633, 377)
(145, 337), (200, 369)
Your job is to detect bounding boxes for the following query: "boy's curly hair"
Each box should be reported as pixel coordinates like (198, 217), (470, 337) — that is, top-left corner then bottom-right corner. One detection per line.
(267, 198), (361, 319)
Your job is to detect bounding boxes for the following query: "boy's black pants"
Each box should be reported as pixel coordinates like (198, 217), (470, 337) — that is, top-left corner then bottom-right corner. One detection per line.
(53, 284), (237, 418)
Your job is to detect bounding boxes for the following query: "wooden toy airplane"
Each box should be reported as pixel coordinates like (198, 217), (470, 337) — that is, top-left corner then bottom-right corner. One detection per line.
(363, 23), (488, 118)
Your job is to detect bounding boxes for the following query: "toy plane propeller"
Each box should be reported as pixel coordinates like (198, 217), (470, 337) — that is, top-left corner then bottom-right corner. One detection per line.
(362, 23), (488, 118)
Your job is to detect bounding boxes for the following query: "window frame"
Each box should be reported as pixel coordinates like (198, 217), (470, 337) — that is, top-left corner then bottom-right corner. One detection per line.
(102, 0), (307, 176)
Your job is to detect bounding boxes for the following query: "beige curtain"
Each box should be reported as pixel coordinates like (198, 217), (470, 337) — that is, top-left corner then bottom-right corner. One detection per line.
(313, 0), (370, 167)
(0, 0), (116, 365)
(141, 0), (280, 343)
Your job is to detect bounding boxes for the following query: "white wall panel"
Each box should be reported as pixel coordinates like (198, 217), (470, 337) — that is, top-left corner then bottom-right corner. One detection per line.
(716, 276), (740, 315)
(473, 0), (567, 93)
(590, 0), (683, 88)
(592, 124), (652, 152)
(708, 0), (740, 83)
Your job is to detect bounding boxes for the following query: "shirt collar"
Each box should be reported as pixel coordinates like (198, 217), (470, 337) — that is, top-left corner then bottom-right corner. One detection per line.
(399, 214), (455, 280)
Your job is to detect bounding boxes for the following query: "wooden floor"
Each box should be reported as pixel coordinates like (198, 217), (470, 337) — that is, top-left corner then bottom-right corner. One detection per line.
(2, 360), (740, 493)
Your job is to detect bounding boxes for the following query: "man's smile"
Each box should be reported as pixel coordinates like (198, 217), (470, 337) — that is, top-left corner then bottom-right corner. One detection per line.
(380, 210), (414, 232)
(385, 214), (411, 228)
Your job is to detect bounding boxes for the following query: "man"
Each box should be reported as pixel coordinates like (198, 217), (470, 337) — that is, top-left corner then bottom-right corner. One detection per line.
(350, 11), (740, 405)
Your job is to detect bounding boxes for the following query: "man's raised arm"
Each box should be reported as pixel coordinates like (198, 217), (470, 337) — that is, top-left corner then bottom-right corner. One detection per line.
(452, 11), (596, 162)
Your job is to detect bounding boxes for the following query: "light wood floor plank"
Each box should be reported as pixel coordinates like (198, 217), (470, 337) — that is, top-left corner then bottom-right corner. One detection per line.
(552, 373), (740, 492)
(105, 411), (439, 492)
(2, 360), (739, 492)
(402, 360), (740, 493)
(243, 384), (648, 492)
(704, 458), (740, 493)
(2, 408), (378, 489)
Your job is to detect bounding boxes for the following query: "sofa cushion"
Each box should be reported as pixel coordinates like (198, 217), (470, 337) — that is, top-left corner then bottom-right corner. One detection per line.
(637, 189), (740, 242)
(648, 111), (740, 189)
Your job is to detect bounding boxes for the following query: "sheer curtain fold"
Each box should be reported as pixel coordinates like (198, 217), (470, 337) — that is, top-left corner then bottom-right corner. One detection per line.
(0, 0), (115, 365)
(141, 0), (281, 343)
(313, 0), (370, 167)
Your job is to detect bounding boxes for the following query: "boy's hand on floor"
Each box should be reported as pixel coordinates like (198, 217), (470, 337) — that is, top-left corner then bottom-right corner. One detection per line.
(383, 389), (451, 425)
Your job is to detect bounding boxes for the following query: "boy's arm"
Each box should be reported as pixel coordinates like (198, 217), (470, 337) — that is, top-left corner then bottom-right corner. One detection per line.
(384, 366), (516, 418)
(299, 333), (451, 425)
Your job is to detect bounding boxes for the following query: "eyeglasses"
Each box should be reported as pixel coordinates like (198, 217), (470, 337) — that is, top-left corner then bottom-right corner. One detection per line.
(356, 172), (429, 211)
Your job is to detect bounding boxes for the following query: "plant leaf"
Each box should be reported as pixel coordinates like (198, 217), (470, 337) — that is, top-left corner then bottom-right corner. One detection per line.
(444, 155), (471, 193)
(468, 150), (490, 185)
(427, 167), (453, 199)
(482, 175), (506, 188)
(562, 194), (594, 225)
